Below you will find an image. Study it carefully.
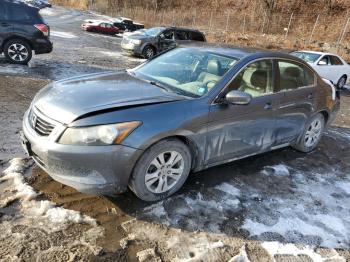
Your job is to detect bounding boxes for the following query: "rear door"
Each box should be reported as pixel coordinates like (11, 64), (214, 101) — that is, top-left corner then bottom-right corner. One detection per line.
(0, 2), (13, 49)
(274, 59), (316, 144)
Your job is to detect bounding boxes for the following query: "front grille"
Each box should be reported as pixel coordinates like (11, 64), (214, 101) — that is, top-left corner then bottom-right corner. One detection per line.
(30, 110), (55, 136)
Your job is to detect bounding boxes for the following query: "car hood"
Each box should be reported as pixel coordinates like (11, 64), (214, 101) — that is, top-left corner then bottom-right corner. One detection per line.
(33, 71), (186, 124)
(125, 32), (153, 41)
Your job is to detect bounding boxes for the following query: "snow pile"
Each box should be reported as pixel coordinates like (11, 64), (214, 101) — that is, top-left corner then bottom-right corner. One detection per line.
(1, 158), (96, 226)
(262, 242), (346, 262)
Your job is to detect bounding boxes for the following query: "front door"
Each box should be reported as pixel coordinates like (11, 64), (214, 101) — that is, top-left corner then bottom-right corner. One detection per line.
(206, 59), (279, 165)
(158, 29), (176, 52)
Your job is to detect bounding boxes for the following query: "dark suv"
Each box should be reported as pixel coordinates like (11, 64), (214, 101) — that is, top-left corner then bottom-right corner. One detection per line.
(0, 0), (52, 64)
(121, 27), (206, 59)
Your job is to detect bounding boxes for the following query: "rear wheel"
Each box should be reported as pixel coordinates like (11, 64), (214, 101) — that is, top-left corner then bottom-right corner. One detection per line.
(129, 139), (191, 201)
(142, 45), (156, 59)
(337, 75), (347, 89)
(292, 113), (325, 153)
(4, 39), (32, 65)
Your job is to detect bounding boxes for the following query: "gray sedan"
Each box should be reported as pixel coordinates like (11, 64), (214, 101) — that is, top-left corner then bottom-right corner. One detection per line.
(21, 44), (340, 201)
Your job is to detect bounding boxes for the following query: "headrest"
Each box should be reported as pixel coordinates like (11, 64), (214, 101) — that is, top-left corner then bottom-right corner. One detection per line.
(207, 60), (222, 75)
(251, 70), (267, 88)
(283, 67), (301, 78)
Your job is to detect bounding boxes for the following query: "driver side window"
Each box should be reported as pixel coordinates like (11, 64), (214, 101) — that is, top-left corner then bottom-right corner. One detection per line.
(228, 60), (273, 97)
(163, 30), (174, 40)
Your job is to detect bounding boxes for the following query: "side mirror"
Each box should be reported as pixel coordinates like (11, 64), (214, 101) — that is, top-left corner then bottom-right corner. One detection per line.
(225, 90), (252, 105)
(318, 60), (327, 65)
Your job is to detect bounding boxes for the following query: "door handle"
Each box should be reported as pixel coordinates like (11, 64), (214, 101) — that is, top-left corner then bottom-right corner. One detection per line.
(264, 102), (273, 110)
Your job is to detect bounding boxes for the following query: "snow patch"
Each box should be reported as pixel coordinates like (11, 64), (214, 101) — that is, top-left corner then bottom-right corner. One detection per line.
(51, 31), (77, 39)
(262, 164), (290, 176)
(40, 8), (56, 16)
(1, 158), (96, 227)
(262, 242), (346, 262)
(215, 182), (241, 197)
(335, 181), (350, 195)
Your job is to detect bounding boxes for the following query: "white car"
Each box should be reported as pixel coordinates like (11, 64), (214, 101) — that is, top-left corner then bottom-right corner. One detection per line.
(291, 50), (349, 89)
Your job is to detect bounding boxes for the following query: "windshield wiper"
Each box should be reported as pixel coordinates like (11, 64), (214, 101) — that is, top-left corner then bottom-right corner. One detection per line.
(149, 81), (170, 92)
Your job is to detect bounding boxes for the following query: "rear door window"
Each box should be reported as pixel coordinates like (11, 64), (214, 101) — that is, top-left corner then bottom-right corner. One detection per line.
(277, 61), (315, 92)
(330, 56), (343, 65)
(190, 32), (205, 41)
(6, 4), (32, 21)
(175, 30), (189, 40)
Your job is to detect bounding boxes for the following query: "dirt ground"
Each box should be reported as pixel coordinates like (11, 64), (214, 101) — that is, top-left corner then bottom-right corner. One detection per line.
(1, 6), (350, 262)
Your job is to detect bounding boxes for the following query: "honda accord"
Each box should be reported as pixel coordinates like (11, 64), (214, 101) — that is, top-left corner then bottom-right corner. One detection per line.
(21, 44), (340, 201)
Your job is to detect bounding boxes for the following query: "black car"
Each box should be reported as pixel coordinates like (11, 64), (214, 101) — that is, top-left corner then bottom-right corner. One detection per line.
(121, 26), (206, 59)
(0, 0), (52, 64)
(22, 44), (339, 201)
(113, 16), (144, 32)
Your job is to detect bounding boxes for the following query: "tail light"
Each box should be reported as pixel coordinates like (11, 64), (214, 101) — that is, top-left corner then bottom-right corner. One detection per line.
(34, 24), (49, 37)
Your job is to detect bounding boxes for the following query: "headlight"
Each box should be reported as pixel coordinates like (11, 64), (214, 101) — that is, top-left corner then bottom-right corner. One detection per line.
(131, 39), (142, 45)
(58, 121), (141, 146)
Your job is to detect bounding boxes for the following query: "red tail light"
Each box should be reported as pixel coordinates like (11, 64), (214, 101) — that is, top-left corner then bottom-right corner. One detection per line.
(34, 24), (49, 37)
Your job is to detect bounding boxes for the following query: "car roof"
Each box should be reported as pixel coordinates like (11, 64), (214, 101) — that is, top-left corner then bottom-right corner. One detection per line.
(295, 50), (338, 56)
(178, 42), (301, 60)
(166, 26), (203, 33)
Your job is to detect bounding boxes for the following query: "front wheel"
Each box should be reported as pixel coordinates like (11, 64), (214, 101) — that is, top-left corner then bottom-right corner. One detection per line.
(142, 46), (156, 59)
(292, 113), (325, 153)
(129, 139), (192, 201)
(4, 39), (32, 65)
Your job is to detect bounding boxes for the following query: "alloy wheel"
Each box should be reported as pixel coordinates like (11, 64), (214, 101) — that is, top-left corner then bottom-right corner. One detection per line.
(145, 48), (154, 59)
(145, 151), (184, 194)
(8, 43), (29, 62)
(304, 118), (322, 147)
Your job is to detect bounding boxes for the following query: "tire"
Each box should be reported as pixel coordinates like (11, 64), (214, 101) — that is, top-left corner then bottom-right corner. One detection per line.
(292, 113), (325, 153)
(337, 75), (347, 89)
(142, 45), (156, 59)
(4, 39), (32, 65)
(129, 138), (192, 202)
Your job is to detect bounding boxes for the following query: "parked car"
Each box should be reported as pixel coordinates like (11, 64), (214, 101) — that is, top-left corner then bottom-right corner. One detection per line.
(21, 44), (340, 201)
(81, 21), (119, 35)
(121, 26), (206, 59)
(113, 16), (144, 32)
(24, 0), (52, 9)
(291, 50), (350, 89)
(0, 0), (52, 64)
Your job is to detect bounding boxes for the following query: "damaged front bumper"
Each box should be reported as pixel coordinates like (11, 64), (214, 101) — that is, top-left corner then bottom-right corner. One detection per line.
(21, 109), (143, 195)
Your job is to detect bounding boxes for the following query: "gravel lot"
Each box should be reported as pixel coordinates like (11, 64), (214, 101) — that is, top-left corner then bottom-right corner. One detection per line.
(1, 6), (350, 262)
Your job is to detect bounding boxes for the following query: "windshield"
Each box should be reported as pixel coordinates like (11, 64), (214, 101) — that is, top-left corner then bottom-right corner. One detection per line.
(144, 27), (164, 37)
(291, 51), (321, 63)
(133, 48), (239, 97)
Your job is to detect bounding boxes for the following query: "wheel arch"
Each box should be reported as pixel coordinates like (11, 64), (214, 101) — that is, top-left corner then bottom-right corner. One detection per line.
(1, 36), (33, 50)
(318, 110), (329, 124)
(132, 134), (202, 174)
